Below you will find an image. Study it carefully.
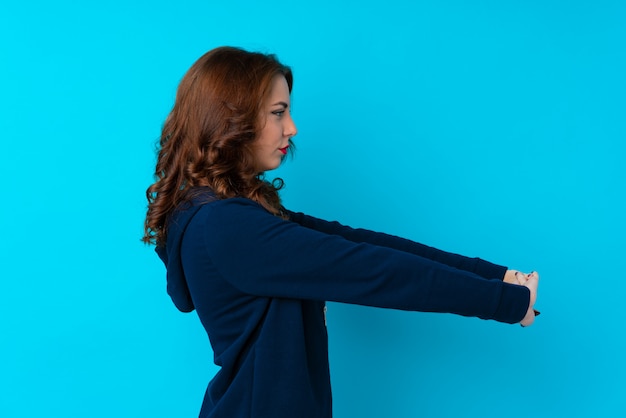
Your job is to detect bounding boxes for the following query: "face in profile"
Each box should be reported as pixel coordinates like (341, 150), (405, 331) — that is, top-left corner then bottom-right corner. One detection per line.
(253, 75), (297, 173)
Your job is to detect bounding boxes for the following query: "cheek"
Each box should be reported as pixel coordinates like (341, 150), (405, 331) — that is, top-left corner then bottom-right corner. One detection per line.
(268, 121), (282, 138)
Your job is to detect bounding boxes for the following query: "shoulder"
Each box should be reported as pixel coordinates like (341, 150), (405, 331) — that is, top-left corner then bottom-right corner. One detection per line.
(194, 197), (278, 228)
(199, 196), (267, 214)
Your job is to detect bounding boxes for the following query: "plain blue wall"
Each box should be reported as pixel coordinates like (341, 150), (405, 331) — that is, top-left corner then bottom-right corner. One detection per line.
(2, 1), (625, 417)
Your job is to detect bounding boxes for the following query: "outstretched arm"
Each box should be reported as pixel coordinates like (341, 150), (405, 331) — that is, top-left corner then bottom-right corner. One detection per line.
(287, 210), (507, 280)
(195, 199), (531, 324)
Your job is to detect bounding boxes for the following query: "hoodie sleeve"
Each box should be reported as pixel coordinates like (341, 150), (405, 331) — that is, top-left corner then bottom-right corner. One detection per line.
(193, 198), (528, 324)
(287, 210), (507, 281)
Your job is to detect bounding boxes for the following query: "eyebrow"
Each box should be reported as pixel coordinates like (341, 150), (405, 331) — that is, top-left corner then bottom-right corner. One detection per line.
(271, 101), (289, 108)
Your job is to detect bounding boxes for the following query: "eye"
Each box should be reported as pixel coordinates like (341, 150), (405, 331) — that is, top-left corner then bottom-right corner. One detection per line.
(272, 109), (285, 117)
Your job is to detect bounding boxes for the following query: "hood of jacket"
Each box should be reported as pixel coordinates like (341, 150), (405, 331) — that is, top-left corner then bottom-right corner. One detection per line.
(155, 188), (216, 312)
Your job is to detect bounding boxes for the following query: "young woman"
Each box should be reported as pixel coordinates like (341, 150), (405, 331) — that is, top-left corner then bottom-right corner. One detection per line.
(143, 46), (539, 418)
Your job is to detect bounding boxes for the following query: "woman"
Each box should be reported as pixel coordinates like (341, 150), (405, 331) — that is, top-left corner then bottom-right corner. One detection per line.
(143, 46), (539, 418)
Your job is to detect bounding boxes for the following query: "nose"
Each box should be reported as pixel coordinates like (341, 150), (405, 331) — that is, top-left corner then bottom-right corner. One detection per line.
(284, 114), (297, 138)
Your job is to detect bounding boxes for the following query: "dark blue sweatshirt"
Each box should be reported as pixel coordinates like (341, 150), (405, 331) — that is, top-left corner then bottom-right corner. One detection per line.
(156, 188), (529, 417)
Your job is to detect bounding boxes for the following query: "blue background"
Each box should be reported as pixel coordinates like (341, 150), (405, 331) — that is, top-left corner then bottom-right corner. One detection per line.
(2, 1), (625, 417)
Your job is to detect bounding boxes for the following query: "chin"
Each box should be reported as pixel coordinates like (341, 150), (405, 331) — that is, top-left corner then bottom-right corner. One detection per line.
(258, 164), (279, 173)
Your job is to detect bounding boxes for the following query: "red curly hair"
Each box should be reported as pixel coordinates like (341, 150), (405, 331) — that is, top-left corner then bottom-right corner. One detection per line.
(142, 47), (294, 246)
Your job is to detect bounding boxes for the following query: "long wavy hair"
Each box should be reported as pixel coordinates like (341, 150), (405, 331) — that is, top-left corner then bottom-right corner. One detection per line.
(142, 46), (294, 246)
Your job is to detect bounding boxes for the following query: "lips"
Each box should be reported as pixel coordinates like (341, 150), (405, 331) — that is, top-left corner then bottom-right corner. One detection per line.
(279, 146), (289, 155)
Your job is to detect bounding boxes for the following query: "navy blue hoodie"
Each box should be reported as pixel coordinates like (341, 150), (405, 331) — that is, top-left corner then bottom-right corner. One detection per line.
(156, 188), (529, 417)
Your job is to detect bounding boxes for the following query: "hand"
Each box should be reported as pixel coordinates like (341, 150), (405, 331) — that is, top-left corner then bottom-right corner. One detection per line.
(503, 269), (522, 285)
(503, 269), (537, 285)
(516, 271), (539, 327)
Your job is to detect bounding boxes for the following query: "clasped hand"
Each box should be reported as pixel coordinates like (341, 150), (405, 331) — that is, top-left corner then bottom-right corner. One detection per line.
(504, 270), (539, 327)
